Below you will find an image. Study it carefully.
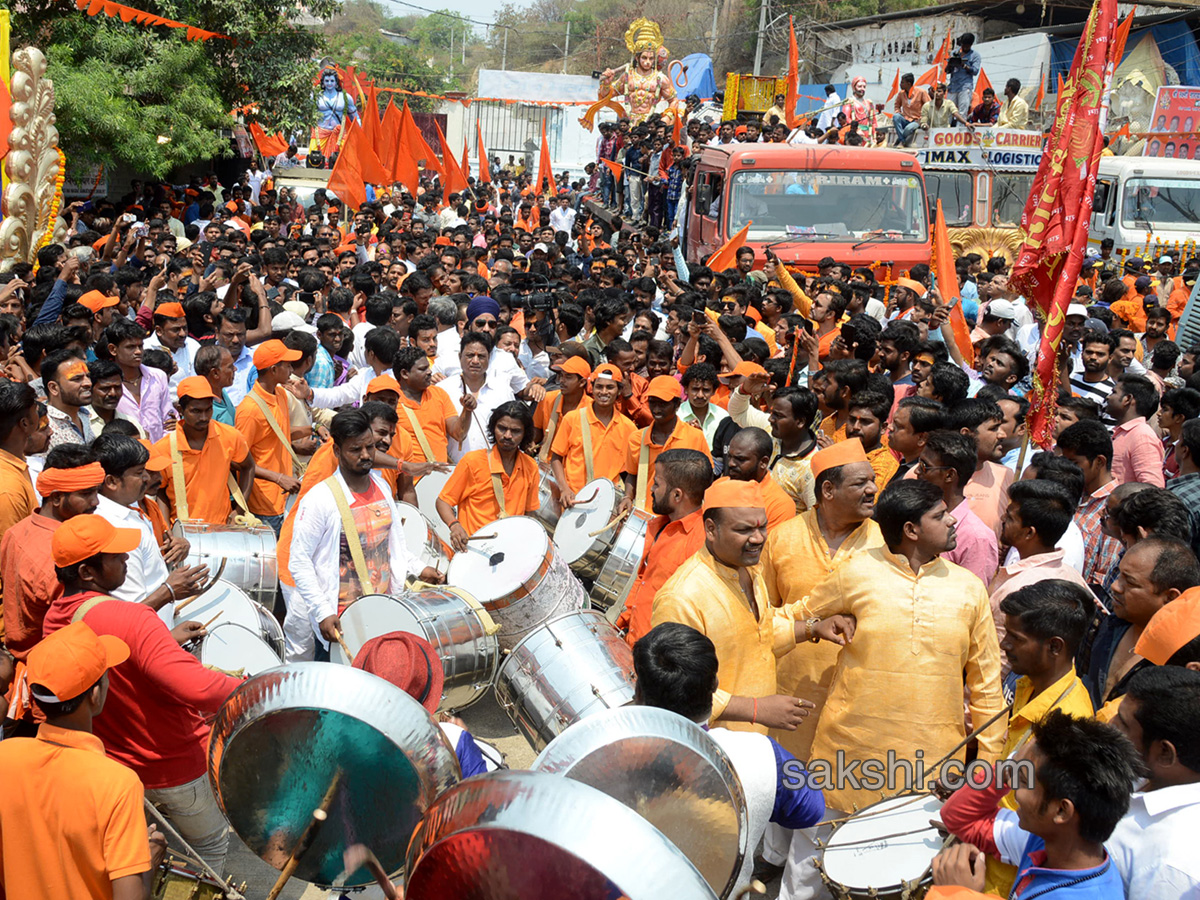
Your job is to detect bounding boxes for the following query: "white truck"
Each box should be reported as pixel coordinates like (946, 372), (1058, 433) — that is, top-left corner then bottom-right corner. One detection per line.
(1090, 156), (1200, 259)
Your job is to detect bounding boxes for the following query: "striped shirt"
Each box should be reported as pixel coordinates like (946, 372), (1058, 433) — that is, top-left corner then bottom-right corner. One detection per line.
(1068, 372), (1116, 429)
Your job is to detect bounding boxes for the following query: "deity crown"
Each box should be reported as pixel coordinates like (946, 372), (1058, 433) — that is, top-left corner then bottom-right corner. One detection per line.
(624, 18), (664, 55)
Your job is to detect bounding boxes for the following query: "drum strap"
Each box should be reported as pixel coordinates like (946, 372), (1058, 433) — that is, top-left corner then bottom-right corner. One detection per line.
(454, 587), (501, 636)
(635, 427), (652, 510)
(167, 431), (190, 522)
(248, 390), (301, 467)
(1007, 680), (1079, 758)
(538, 394), (563, 463)
(71, 595), (117, 623)
(578, 407), (595, 484)
(324, 476), (375, 595)
(489, 455), (507, 519)
(401, 402), (437, 463)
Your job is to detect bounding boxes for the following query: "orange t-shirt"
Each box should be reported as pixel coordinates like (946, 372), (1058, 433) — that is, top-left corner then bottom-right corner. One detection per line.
(0, 514), (61, 659)
(759, 472), (796, 529)
(235, 383), (294, 517)
(617, 509), (706, 646)
(550, 405), (637, 493)
(617, 372), (653, 427)
(155, 421), (251, 525)
(0, 723), (151, 897)
(396, 386), (457, 463)
(438, 447), (539, 535)
(624, 419), (713, 512)
(376, 426), (415, 497)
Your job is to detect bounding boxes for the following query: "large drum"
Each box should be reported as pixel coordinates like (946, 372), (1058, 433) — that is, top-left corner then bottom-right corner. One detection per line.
(552, 478), (620, 581)
(208, 664), (460, 887)
(494, 610), (635, 750)
(172, 521), (278, 610)
(414, 470), (453, 545)
(531, 461), (562, 533)
(405, 770), (718, 900)
(172, 580), (283, 659)
(591, 508), (652, 612)
(330, 589), (500, 712)
(534, 707), (748, 899)
(395, 501), (452, 576)
(446, 515), (587, 651)
(817, 794), (946, 900)
(197, 622), (281, 677)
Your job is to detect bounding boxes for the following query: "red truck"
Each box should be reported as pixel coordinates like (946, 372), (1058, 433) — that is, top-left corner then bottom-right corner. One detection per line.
(687, 143), (931, 276)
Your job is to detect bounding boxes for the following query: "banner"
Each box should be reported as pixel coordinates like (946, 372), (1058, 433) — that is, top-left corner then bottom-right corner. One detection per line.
(1142, 86), (1200, 159)
(916, 128), (1045, 171)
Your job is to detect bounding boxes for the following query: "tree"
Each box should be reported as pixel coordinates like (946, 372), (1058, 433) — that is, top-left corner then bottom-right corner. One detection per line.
(409, 9), (458, 51)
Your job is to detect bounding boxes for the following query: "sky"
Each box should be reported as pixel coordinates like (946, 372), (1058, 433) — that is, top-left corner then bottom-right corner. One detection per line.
(381, 0), (535, 37)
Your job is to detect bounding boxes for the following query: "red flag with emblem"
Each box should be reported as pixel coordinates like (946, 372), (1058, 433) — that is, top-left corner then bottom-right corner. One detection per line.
(1011, 0), (1120, 446)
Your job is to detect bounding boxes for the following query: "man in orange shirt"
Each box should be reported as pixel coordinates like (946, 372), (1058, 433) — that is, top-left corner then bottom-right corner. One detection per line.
(235, 340), (304, 534)
(532, 355), (591, 458)
(624, 375), (713, 513)
(0, 621), (164, 900)
(437, 401), (539, 549)
(617, 448), (712, 646)
(606, 338), (653, 426)
(722, 428), (796, 529)
(393, 346), (469, 464)
(847, 389), (900, 492)
(0, 447), (105, 660)
(550, 363), (637, 507)
(0, 379), (39, 637)
(156, 377), (254, 525)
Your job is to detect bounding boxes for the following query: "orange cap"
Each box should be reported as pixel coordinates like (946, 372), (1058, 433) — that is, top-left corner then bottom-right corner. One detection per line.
(647, 375), (682, 401)
(366, 374), (403, 396)
(139, 439), (171, 473)
(702, 477), (765, 512)
(895, 277), (927, 296)
(51, 514), (141, 568)
(26, 621), (130, 704)
(729, 361), (769, 379)
(434, 235), (452, 246)
(553, 356), (593, 379)
(252, 339), (303, 370)
(1135, 587), (1200, 665)
(154, 301), (186, 319)
(177, 375), (215, 401)
(744, 306), (762, 323)
(591, 363), (624, 384)
(79, 290), (120, 313)
(810, 437), (870, 480)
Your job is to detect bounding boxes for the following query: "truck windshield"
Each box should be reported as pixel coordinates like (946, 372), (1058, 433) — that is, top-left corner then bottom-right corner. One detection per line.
(727, 170), (928, 242)
(1121, 178), (1200, 230)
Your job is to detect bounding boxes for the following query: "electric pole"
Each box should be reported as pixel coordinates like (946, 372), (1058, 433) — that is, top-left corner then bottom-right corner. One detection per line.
(563, 22), (570, 73)
(753, 0), (768, 76)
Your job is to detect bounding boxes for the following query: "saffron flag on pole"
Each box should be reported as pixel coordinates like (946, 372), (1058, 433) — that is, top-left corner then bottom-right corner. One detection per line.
(971, 68), (993, 109)
(477, 122), (492, 183)
(400, 100), (441, 178)
(600, 158), (623, 178)
(1034, 74), (1046, 111)
(361, 82), (381, 160)
(784, 16), (801, 128)
(915, 65), (940, 88)
(1011, 0), (1121, 446)
(383, 100), (418, 196)
(461, 138), (470, 182)
(434, 121), (470, 200)
(327, 132), (368, 212)
(934, 199), (974, 366)
(537, 117), (554, 193)
(706, 222), (752, 273)
(887, 70), (900, 103)
(345, 119), (390, 187)
(248, 122), (287, 159)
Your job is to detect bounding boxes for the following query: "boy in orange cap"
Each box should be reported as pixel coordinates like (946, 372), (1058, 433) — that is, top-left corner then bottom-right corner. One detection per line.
(532, 354), (592, 461)
(0, 621), (166, 899)
(550, 363), (636, 507)
(623, 374), (711, 513)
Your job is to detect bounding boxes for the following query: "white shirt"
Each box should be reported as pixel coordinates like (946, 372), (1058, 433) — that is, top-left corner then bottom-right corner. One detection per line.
(434, 328), (462, 378)
(143, 332), (199, 392)
(94, 494), (169, 605)
(488, 349), (529, 396)
(226, 345), (255, 407)
(817, 92), (841, 130)
(1002, 521), (1086, 573)
(445, 374), (515, 464)
(1106, 781), (1200, 900)
(549, 206), (576, 235)
(347, 321), (375, 370)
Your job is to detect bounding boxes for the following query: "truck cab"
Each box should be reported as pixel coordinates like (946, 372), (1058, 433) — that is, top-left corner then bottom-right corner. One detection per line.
(686, 143), (930, 274)
(1090, 156), (1200, 258)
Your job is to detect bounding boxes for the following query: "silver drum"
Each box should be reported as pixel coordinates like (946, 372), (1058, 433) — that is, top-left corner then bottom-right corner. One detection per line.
(395, 501), (451, 577)
(446, 515), (587, 652)
(330, 589), (500, 712)
(532, 461), (562, 533)
(172, 521), (278, 610)
(494, 610), (635, 750)
(405, 770), (718, 900)
(414, 470), (453, 545)
(591, 508), (652, 612)
(552, 477), (620, 582)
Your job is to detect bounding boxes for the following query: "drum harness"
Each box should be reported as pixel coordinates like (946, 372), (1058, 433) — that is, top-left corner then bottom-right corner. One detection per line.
(167, 431), (260, 528)
(538, 393), (564, 464)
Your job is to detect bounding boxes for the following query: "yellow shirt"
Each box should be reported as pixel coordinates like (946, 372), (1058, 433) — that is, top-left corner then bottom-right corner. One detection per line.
(762, 511), (886, 758)
(985, 670), (1094, 896)
(805, 545), (1006, 811)
(652, 546), (799, 733)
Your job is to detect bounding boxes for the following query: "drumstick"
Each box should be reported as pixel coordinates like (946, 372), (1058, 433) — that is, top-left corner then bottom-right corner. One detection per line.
(466, 533), (498, 541)
(334, 628), (354, 661)
(265, 772), (342, 900)
(733, 881), (767, 899)
(200, 611), (222, 630)
(587, 507), (630, 538)
(174, 557), (228, 613)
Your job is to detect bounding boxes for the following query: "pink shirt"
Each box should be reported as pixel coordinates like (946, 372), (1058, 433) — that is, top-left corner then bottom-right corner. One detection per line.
(943, 499), (1000, 586)
(964, 461), (1014, 540)
(1111, 416), (1165, 487)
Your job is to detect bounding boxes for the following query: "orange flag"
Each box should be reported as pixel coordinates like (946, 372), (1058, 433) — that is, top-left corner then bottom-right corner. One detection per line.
(461, 138), (470, 183)
(1113, 8), (1136, 63)
(345, 119), (390, 187)
(327, 132), (367, 212)
(400, 100), (441, 178)
(248, 121), (287, 159)
(600, 158), (623, 178)
(1034, 74), (1046, 111)
(915, 65), (940, 88)
(934, 32), (953, 64)
(383, 100), (418, 196)
(672, 111), (682, 147)
(887, 70), (900, 103)
(477, 122), (492, 183)
(935, 199), (973, 366)
(971, 68), (993, 109)
(784, 16), (800, 128)
(706, 222), (751, 273)
(361, 83), (381, 160)
(537, 117), (554, 194)
(435, 121), (469, 200)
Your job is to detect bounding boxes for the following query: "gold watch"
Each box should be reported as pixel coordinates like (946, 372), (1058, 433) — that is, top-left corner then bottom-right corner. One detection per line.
(806, 617), (822, 643)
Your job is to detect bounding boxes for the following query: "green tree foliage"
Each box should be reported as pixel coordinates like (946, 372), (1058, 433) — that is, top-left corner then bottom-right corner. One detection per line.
(409, 8), (458, 50)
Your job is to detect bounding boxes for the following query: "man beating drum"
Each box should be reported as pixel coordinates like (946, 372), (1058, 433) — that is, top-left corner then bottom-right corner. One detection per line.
(285, 409), (444, 662)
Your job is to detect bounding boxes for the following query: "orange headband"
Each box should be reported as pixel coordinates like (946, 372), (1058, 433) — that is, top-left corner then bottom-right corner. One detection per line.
(37, 462), (106, 496)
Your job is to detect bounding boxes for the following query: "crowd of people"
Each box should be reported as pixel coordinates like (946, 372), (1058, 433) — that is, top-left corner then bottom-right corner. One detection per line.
(0, 92), (1197, 900)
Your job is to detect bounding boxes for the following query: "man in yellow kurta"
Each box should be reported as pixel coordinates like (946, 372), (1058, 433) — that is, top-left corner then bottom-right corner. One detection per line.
(779, 478), (1005, 900)
(982, 579), (1095, 896)
(651, 479), (854, 735)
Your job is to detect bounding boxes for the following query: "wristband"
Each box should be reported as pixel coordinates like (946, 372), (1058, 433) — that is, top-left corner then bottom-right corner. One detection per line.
(751, 697), (758, 725)
(165, 582), (177, 602)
